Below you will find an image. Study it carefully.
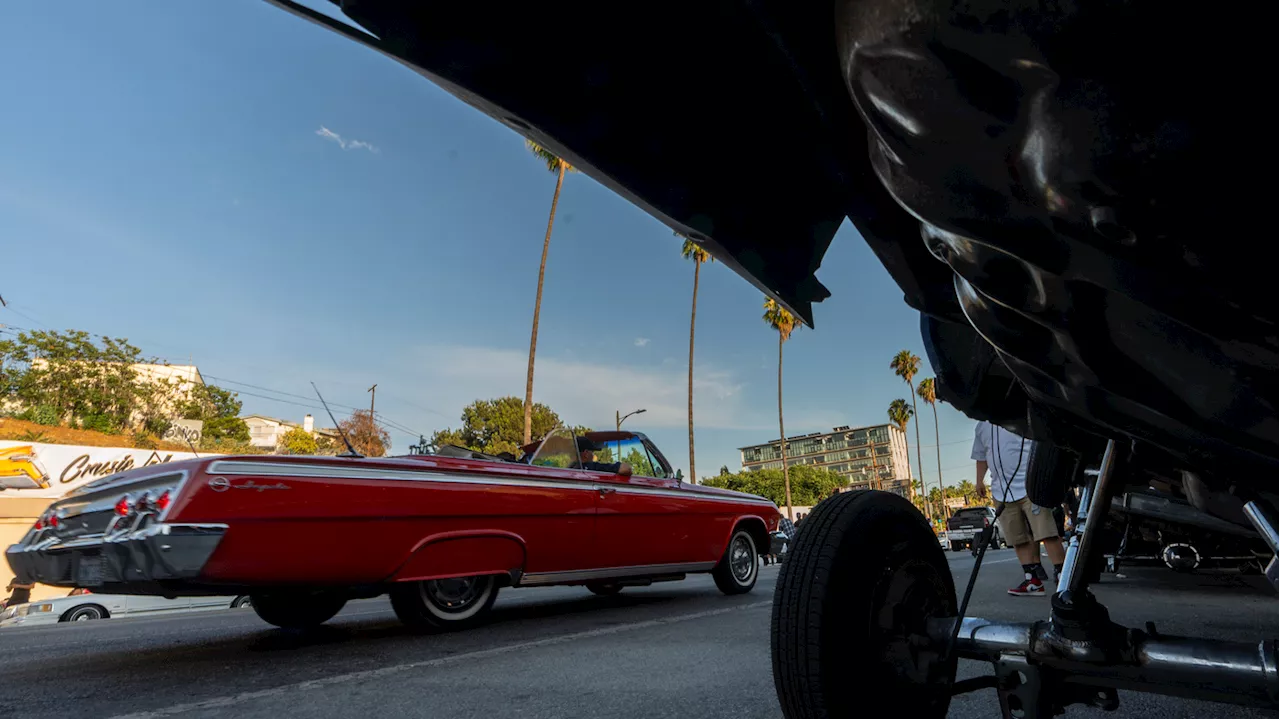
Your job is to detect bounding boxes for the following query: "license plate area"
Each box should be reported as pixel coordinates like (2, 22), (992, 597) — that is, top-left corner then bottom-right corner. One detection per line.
(76, 555), (104, 587)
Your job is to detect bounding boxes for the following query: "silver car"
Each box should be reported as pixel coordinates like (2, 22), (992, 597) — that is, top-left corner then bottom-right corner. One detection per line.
(0, 591), (251, 628)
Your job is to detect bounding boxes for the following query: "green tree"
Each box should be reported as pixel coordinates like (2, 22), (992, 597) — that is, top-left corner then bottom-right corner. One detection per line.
(891, 350), (924, 513)
(679, 232), (714, 485)
(181, 384), (250, 444)
(702, 465), (846, 508)
(763, 297), (800, 520)
(887, 398), (914, 500)
(338, 409), (391, 457)
(432, 396), (567, 457)
(278, 427), (318, 455)
(916, 377), (944, 521)
(8, 329), (148, 433)
(523, 141), (575, 447)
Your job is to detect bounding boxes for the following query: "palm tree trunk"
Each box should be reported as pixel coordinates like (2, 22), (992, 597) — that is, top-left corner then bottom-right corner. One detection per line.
(523, 160), (566, 445)
(687, 261), (700, 485)
(900, 425), (914, 501)
(778, 332), (792, 520)
(909, 381), (927, 518)
(932, 402), (944, 524)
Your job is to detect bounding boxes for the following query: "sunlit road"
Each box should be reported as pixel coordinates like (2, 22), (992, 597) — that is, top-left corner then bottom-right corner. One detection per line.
(0, 551), (1273, 719)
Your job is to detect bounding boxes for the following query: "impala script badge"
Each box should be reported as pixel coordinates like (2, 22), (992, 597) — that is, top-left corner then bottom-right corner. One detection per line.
(207, 477), (291, 493)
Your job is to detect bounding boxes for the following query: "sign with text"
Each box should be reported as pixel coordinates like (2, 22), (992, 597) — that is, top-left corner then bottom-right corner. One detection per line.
(0, 441), (211, 498)
(162, 419), (204, 446)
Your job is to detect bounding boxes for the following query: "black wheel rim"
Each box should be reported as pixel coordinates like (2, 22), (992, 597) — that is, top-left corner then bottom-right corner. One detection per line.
(421, 576), (488, 614)
(868, 558), (953, 697)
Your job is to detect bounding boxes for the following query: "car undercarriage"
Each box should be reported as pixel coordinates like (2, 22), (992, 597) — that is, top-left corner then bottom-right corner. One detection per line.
(267, 1), (1277, 716)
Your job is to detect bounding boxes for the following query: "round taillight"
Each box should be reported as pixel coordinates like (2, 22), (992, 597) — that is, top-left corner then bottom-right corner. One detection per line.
(33, 517), (44, 530)
(114, 495), (132, 517)
(48, 514), (59, 528)
(155, 490), (171, 512)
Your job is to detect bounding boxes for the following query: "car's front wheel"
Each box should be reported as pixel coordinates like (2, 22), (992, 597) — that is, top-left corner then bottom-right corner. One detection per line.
(390, 574), (499, 631)
(712, 528), (759, 595)
(231, 595), (253, 609)
(62, 604), (107, 622)
(587, 583), (623, 596)
(249, 591), (346, 629)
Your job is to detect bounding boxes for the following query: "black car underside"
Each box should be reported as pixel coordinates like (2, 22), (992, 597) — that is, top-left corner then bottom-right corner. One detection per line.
(270, 1), (1276, 510)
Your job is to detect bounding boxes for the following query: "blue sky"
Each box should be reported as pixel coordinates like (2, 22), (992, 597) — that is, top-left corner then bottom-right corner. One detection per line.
(0, 1), (982, 488)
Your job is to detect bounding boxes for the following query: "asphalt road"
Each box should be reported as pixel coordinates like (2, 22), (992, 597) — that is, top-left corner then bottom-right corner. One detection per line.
(0, 550), (1273, 719)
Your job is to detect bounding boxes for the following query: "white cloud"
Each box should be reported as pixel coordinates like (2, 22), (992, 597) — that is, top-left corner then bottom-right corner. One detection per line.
(633, 337), (650, 347)
(315, 126), (379, 153)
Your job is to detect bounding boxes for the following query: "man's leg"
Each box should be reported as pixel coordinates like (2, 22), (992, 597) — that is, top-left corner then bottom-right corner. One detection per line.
(996, 502), (1046, 596)
(1044, 537), (1066, 581)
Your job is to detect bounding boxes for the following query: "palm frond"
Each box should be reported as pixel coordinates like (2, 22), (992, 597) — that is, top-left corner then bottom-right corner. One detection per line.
(887, 398), (914, 430)
(762, 297), (798, 341)
(679, 235), (713, 264)
(890, 349), (921, 383)
(917, 377), (937, 404)
(525, 139), (574, 173)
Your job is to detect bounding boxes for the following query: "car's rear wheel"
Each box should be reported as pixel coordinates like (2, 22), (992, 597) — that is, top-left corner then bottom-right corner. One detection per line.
(586, 583), (623, 596)
(390, 574), (499, 631)
(712, 528), (759, 595)
(772, 490), (957, 719)
(231, 595), (253, 609)
(249, 591), (346, 629)
(62, 604), (107, 622)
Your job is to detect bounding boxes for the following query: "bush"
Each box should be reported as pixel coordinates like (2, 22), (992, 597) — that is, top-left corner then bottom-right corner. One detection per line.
(80, 414), (118, 434)
(132, 433), (159, 449)
(30, 405), (59, 427)
(16, 430), (52, 443)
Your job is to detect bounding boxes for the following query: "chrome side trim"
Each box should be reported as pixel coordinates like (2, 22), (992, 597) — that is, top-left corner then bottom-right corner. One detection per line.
(206, 460), (778, 508)
(519, 561), (717, 586)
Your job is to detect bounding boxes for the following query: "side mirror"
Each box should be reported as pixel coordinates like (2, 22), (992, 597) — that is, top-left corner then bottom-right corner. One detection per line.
(616, 462), (633, 477)
(675, 469), (684, 482)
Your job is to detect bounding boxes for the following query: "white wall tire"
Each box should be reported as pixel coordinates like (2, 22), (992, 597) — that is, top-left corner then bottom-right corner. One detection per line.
(713, 528), (759, 595)
(63, 605), (106, 622)
(391, 575), (499, 631)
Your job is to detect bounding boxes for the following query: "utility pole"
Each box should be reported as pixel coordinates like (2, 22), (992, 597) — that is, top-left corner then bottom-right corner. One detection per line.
(368, 384), (377, 416)
(615, 410), (620, 432)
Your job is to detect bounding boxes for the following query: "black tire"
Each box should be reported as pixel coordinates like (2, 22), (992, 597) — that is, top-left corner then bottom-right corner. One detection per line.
(1025, 443), (1078, 509)
(587, 583), (623, 596)
(712, 528), (760, 595)
(390, 575), (499, 631)
(62, 604), (107, 622)
(250, 591), (346, 629)
(949, 541), (964, 552)
(231, 595), (253, 609)
(772, 491), (957, 719)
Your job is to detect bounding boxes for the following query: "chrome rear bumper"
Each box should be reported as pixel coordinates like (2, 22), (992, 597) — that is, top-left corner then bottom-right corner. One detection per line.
(5, 523), (227, 588)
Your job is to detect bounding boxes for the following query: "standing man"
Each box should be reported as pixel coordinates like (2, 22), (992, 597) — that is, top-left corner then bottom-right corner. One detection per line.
(972, 420), (1067, 596)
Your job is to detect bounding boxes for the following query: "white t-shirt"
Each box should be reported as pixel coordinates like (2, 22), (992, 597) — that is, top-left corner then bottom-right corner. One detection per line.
(971, 421), (1034, 502)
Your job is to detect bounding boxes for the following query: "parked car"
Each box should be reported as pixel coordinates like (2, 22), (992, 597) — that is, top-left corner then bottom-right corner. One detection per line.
(0, 589), (250, 628)
(7, 429), (779, 632)
(945, 507), (1007, 552)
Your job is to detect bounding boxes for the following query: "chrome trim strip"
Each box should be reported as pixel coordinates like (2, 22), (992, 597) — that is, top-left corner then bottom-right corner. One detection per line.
(207, 460), (777, 508)
(12, 523), (229, 554)
(519, 561), (717, 586)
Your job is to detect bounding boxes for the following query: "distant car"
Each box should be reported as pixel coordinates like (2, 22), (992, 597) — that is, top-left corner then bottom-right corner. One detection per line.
(0, 590), (250, 628)
(945, 507), (1007, 552)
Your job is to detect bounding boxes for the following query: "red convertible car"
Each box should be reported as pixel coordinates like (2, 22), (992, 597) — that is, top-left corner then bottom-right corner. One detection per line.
(6, 430), (779, 630)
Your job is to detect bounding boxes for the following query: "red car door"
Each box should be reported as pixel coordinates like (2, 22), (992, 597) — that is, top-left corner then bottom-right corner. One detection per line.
(591, 436), (721, 570)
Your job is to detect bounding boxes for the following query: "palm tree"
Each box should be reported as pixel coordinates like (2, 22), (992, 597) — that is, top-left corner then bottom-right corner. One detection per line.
(891, 350), (925, 512)
(917, 377), (944, 524)
(680, 233), (713, 485)
(523, 140), (573, 445)
(764, 297), (800, 520)
(887, 398), (915, 501)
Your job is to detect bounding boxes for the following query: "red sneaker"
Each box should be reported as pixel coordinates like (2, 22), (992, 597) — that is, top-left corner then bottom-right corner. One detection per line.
(1008, 579), (1046, 596)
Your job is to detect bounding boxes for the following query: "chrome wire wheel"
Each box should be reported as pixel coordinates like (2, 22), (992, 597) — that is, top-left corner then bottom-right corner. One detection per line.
(731, 534), (756, 583)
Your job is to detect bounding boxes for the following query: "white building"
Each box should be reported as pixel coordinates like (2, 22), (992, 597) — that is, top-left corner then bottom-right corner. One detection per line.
(243, 414), (339, 450)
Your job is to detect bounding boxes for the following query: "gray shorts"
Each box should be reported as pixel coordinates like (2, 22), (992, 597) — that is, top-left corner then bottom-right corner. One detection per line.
(995, 497), (1060, 546)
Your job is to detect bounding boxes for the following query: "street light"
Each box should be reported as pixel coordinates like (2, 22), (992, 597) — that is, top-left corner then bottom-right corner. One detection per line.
(616, 408), (647, 431)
